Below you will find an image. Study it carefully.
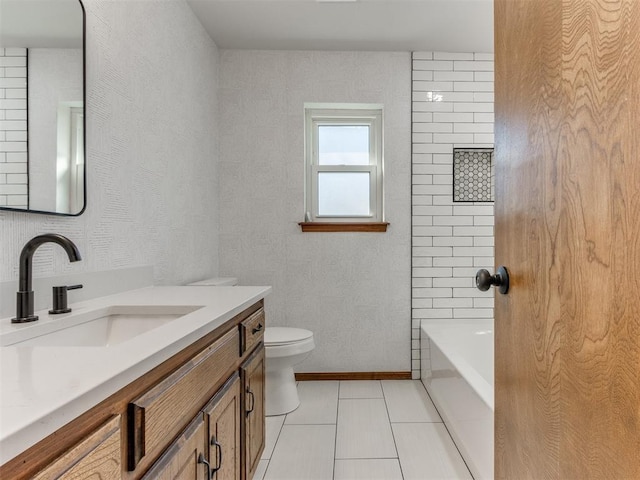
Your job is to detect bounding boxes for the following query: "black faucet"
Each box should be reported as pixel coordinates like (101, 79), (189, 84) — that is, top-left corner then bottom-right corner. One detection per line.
(12, 234), (82, 324)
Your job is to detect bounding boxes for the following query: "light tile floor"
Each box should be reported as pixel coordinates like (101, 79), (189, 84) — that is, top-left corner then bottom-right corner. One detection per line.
(255, 380), (473, 480)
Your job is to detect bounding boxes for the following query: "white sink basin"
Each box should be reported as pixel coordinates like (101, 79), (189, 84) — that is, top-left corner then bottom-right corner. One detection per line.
(1, 305), (203, 347)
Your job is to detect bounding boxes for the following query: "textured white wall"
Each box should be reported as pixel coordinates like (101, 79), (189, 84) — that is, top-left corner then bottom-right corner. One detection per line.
(218, 50), (412, 373)
(0, 0), (220, 288)
(411, 52), (495, 376)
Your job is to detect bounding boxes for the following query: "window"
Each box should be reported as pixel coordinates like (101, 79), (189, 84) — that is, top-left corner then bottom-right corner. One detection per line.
(304, 105), (384, 225)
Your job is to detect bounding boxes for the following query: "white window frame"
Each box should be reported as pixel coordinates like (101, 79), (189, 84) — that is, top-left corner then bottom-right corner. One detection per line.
(304, 105), (384, 223)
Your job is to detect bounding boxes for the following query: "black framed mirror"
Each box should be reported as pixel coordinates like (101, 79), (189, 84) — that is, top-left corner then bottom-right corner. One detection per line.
(0, 0), (86, 215)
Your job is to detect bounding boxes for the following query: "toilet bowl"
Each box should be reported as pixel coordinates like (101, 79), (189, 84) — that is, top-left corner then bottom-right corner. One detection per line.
(264, 327), (315, 416)
(187, 278), (315, 416)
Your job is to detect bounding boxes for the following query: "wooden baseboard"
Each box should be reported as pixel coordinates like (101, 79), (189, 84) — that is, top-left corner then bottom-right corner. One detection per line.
(295, 371), (412, 381)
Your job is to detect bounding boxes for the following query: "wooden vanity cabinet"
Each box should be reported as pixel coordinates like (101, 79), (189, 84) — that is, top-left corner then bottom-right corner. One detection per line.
(2, 301), (266, 480)
(136, 313), (264, 480)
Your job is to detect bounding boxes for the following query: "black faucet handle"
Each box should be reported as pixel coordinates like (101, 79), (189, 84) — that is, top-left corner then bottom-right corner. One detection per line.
(49, 284), (83, 314)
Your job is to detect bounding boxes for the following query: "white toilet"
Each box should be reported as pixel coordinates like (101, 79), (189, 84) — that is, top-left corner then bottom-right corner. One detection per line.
(187, 278), (315, 417)
(264, 326), (314, 416)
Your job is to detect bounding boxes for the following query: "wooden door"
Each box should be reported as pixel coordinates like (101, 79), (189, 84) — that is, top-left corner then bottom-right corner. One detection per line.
(241, 345), (265, 480)
(204, 374), (242, 480)
(494, 1), (640, 479)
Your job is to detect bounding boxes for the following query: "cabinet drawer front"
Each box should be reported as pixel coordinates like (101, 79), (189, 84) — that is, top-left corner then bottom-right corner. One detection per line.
(240, 308), (265, 355)
(129, 328), (240, 471)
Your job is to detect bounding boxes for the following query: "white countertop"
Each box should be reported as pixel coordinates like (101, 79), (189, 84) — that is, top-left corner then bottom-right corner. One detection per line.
(0, 285), (271, 465)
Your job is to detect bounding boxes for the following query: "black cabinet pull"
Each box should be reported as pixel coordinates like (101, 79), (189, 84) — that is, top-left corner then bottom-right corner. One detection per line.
(210, 436), (223, 473)
(198, 452), (212, 480)
(252, 323), (263, 334)
(246, 388), (255, 415)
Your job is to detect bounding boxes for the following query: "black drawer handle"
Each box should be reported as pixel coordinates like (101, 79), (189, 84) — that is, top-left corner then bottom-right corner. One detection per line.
(252, 323), (263, 334)
(246, 388), (255, 415)
(198, 453), (212, 480)
(210, 436), (223, 473)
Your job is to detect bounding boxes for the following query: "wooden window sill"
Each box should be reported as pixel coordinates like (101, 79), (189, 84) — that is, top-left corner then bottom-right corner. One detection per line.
(298, 222), (389, 233)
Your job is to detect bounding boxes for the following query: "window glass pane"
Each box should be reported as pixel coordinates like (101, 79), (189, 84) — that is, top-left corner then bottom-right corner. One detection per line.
(318, 172), (370, 216)
(318, 125), (370, 165)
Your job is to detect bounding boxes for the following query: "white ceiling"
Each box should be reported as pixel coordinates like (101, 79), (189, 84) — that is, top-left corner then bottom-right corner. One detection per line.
(186, 0), (494, 52)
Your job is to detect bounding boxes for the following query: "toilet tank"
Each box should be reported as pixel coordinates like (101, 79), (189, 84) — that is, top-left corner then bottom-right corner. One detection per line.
(187, 277), (238, 286)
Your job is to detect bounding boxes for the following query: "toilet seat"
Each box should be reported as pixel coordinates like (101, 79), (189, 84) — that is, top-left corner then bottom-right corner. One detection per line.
(265, 327), (313, 346)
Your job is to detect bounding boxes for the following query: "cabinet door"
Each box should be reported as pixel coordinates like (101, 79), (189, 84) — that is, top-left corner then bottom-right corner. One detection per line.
(204, 374), (241, 480)
(241, 345), (265, 480)
(33, 416), (121, 480)
(141, 415), (207, 480)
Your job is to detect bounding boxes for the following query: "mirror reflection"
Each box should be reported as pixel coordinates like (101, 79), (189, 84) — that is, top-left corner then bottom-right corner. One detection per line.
(0, 0), (85, 215)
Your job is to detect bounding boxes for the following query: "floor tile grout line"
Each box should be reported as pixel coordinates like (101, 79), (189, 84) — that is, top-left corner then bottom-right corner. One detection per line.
(283, 423), (337, 425)
(420, 381), (474, 479)
(381, 380), (405, 480)
(262, 414), (287, 478)
(335, 456), (402, 460)
(332, 381), (342, 480)
(417, 379), (444, 423)
(390, 420), (443, 424)
(266, 380), (471, 480)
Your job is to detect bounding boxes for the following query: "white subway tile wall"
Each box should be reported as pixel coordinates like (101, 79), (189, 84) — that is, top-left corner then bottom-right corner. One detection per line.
(411, 52), (495, 378)
(0, 48), (28, 208)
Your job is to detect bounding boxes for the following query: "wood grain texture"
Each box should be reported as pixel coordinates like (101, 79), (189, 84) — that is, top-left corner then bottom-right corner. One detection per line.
(204, 374), (241, 480)
(298, 222), (389, 232)
(140, 415), (206, 480)
(495, 1), (640, 478)
(295, 371), (412, 381)
(240, 308), (265, 356)
(129, 328), (240, 470)
(241, 345), (265, 480)
(32, 416), (121, 480)
(495, 1), (564, 477)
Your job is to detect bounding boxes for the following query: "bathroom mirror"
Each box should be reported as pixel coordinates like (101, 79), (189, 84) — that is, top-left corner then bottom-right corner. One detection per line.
(0, 0), (85, 215)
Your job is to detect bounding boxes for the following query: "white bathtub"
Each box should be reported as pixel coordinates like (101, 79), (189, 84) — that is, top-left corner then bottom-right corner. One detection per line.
(421, 320), (493, 480)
